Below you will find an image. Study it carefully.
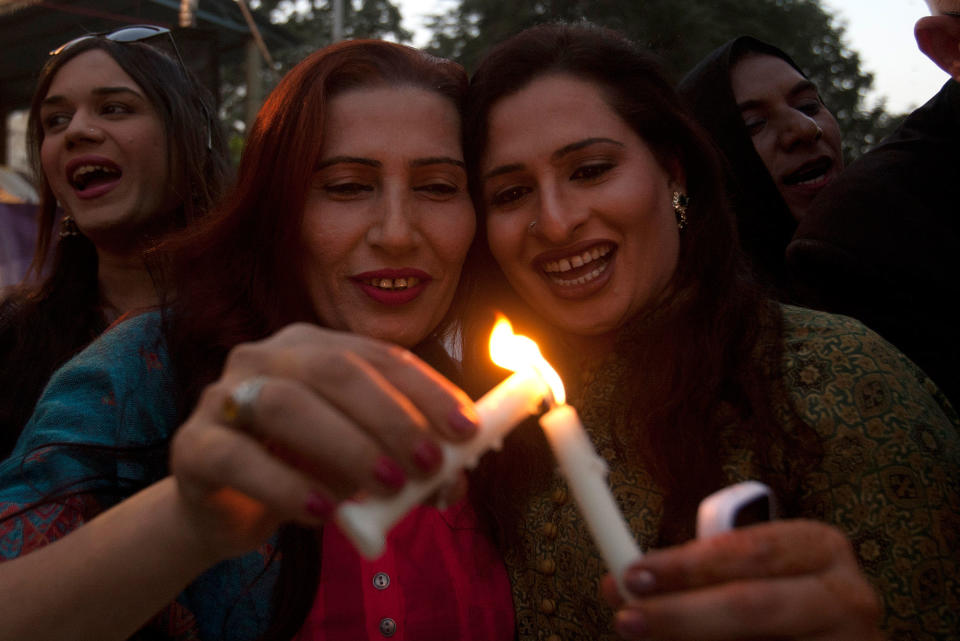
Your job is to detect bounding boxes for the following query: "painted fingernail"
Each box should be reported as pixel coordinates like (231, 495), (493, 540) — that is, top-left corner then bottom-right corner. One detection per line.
(412, 439), (444, 473)
(447, 405), (479, 436)
(625, 569), (656, 594)
(305, 492), (335, 519)
(374, 456), (407, 489)
(615, 609), (648, 637)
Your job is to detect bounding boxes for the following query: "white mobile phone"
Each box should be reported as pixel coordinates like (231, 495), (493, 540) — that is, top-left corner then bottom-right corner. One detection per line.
(696, 481), (775, 538)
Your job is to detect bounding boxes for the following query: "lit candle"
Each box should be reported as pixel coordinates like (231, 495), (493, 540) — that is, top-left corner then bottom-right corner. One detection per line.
(335, 318), (553, 559)
(539, 404), (643, 599)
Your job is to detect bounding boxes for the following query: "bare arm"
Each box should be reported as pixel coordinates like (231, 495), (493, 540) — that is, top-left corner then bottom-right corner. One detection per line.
(1, 478), (215, 641)
(0, 322), (478, 639)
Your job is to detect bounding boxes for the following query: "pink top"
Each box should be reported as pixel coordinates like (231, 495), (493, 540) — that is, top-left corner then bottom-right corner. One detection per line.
(297, 500), (515, 640)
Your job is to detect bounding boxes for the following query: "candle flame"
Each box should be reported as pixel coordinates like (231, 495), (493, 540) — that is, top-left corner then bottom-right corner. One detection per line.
(489, 315), (566, 405)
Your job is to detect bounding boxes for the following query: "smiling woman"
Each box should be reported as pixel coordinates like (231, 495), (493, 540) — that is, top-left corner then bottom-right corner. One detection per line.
(461, 22), (959, 641)
(0, 28), (229, 458)
(39, 49), (180, 246)
(480, 73), (682, 346)
(0, 39), (515, 641)
(303, 84), (474, 346)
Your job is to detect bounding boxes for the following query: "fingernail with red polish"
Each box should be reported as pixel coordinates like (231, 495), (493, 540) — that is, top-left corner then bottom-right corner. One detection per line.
(447, 406), (478, 436)
(374, 456), (407, 489)
(615, 609), (648, 637)
(305, 492), (334, 519)
(625, 569), (656, 595)
(412, 439), (444, 473)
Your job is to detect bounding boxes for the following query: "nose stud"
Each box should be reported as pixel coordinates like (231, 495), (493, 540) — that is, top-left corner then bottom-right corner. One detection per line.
(814, 125), (823, 140)
(527, 219), (538, 234)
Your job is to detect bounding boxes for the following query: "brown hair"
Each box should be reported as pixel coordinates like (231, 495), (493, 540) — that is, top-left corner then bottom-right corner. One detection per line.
(0, 36), (228, 457)
(461, 23), (794, 547)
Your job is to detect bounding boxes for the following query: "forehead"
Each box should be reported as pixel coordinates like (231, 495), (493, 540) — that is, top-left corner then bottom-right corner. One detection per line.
(484, 74), (627, 155)
(45, 49), (140, 97)
(323, 85), (462, 153)
(729, 54), (807, 100)
(493, 73), (612, 118)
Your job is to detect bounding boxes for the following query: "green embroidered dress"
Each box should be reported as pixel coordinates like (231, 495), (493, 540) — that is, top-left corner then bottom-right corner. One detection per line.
(505, 306), (959, 641)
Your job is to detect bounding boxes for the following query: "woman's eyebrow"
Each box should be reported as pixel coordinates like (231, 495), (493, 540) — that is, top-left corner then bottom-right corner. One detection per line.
(483, 137), (623, 181)
(483, 162), (524, 181)
(41, 86), (143, 107)
(551, 137), (624, 161)
(316, 156), (381, 169)
(411, 156), (465, 169)
(787, 78), (819, 99)
(738, 78), (819, 113)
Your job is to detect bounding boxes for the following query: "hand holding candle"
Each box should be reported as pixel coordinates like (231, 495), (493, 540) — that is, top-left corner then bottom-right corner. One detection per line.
(335, 317), (553, 559)
(335, 315), (643, 599)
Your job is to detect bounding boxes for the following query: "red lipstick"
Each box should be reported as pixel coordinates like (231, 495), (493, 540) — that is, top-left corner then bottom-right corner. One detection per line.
(352, 268), (432, 306)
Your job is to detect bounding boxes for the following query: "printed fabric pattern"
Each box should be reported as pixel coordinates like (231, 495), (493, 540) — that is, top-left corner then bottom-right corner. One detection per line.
(505, 305), (960, 641)
(0, 312), (277, 640)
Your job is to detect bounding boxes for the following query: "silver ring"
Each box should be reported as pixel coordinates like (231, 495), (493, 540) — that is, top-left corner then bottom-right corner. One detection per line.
(221, 376), (268, 426)
(528, 220), (537, 232)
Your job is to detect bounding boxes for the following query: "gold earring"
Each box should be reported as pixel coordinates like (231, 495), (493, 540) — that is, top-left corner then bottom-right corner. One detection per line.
(672, 191), (689, 231)
(59, 215), (79, 238)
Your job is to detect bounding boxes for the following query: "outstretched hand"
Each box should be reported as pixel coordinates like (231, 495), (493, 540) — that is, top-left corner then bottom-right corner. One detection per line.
(169, 323), (478, 561)
(601, 520), (883, 641)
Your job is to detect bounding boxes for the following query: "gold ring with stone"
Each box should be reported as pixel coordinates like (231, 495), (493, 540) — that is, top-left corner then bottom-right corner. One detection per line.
(221, 376), (268, 427)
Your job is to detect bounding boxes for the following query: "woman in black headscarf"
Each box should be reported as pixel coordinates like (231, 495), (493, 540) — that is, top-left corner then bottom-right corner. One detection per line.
(678, 37), (843, 294)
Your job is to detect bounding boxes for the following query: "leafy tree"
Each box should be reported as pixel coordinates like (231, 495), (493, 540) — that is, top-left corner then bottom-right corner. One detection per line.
(219, 0), (411, 149)
(424, 0), (905, 159)
(256, 0), (411, 66)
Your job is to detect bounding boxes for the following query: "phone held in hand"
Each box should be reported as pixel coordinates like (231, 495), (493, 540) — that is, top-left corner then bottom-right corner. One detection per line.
(696, 481), (775, 538)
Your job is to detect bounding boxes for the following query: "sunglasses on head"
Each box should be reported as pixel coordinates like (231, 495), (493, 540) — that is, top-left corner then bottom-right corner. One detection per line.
(49, 25), (213, 150)
(50, 25), (186, 67)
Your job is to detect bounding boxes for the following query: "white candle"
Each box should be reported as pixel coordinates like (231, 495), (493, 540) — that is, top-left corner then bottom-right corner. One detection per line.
(540, 403), (642, 599)
(335, 366), (551, 559)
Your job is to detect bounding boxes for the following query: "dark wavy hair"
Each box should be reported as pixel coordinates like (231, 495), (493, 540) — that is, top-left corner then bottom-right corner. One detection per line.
(0, 35), (229, 457)
(161, 39), (469, 640)
(461, 22), (797, 547)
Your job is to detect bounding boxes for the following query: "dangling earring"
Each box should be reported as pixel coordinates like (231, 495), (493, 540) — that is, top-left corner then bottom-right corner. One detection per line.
(59, 215), (79, 238)
(672, 191), (689, 231)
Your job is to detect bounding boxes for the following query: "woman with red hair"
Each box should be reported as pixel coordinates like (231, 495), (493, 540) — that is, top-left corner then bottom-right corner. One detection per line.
(0, 39), (513, 640)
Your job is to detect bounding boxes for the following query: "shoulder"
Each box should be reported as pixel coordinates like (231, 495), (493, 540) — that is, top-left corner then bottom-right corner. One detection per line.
(88, 309), (165, 357)
(776, 304), (957, 430)
(780, 303), (915, 384)
(16, 310), (176, 453)
(0, 312), (176, 558)
(40, 310), (169, 398)
(778, 304), (890, 356)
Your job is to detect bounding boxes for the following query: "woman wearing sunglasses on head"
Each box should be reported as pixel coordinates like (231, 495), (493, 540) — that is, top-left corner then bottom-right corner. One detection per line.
(0, 26), (230, 458)
(0, 38), (515, 641)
